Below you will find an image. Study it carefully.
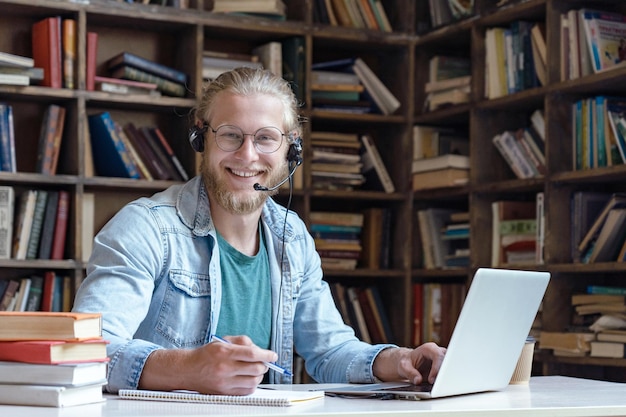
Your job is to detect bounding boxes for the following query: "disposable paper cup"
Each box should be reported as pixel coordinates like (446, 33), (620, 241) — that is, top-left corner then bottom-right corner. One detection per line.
(509, 339), (535, 384)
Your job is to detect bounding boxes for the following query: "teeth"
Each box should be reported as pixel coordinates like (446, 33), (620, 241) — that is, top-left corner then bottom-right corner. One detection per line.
(230, 169), (260, 178)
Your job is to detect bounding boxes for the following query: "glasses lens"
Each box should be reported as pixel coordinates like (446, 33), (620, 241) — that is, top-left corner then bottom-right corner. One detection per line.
(254, 127), (283, 153)
(215, 125), (244, 152)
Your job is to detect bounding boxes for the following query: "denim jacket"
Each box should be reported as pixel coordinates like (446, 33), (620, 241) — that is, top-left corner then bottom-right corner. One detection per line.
(73, 176), (394, 393)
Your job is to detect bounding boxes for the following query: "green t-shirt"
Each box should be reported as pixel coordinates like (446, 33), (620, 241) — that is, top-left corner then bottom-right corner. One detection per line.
(215, 227), (271, 350)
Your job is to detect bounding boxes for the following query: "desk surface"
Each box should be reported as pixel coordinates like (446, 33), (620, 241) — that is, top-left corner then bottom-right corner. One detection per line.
(2, 376), (626, 417)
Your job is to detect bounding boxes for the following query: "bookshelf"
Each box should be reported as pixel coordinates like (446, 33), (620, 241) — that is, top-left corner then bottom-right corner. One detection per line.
(412, 0), (626, 383)
(2, 0), (626, 383)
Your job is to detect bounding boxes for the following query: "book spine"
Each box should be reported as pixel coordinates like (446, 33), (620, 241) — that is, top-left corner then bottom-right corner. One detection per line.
(86, 32), (98, 91)
(26, 190), (49, 259)
(12, 190), (37, 260)
(112, 65), (186, 97)
(62, 19), (76, 89)
(117, 52), (188, 85)
(139, 127), (178, 180)
(123, 123), (170, 180)
(0, 186), (14, 260)
(38, 191), (59, 260)
(31, 16), (62, 88)
(152, 127), (189, 180)
(50, 191), (69, 260)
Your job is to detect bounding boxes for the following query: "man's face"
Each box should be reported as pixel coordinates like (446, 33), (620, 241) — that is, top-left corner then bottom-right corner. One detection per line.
(201, 92), (290, 215)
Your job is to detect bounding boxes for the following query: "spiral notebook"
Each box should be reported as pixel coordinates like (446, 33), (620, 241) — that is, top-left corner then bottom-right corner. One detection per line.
(118, 387), (324, 407)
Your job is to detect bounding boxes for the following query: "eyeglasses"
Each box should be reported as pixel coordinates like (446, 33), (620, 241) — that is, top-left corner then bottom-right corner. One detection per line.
(208, 124), (286, 154)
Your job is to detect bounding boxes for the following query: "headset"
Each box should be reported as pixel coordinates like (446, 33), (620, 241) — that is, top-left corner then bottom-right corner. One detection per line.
(188, 124), (303, 192)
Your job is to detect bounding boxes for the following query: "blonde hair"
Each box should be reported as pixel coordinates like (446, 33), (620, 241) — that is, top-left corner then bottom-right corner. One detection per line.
(193, 67), (301, 135)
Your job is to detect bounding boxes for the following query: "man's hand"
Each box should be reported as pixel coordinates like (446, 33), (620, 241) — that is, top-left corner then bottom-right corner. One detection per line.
(372, 343), (446, 385)
(139, 335), (278, 395)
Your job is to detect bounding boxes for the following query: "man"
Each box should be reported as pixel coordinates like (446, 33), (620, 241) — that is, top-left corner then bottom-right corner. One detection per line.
(73, 67), (446, 395)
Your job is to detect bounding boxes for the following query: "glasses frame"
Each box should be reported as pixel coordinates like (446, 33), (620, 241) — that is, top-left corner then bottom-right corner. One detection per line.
(206, 123), (287, 154)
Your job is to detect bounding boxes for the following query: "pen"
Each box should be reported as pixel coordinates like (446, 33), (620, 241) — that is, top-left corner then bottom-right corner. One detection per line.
(210, 334), (293, 377)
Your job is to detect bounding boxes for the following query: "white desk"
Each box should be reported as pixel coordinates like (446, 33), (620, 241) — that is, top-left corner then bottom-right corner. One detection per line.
(2, 376), (626, 417)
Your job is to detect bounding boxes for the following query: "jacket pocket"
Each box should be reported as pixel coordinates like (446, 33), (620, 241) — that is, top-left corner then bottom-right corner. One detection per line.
(156, 270), (211, 348)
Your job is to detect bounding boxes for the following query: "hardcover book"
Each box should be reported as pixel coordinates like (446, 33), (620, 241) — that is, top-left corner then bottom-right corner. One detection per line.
(0, 311), (102, 341)
(0, 361), (107, 386)
(0, 382), (105, 407)
(88, 112), (141, 179)
(0, 339), (108, 364)
(106, 51), (188, 85)
(31, 16), (62, 88)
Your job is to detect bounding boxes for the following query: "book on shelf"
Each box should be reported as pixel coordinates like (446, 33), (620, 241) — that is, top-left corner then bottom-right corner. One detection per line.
(123, 122), (170, 180)
(412, 168), (469, 191)
(572, 293), (626, 306)
(115, 122), (152, 180)
(25, 189), (49, 260)
(360, 134), (395, 193)
(581, 9), (626, 73)
(582, 208), (626, 263)
(62, 18), (76, 89)
(416, 208), (463, 269)
(590, 340), (626, 358)
(0, 360), (107, 386)
(0, 65), (43, 83)
(0, 338), (108, 364)
(424, 75), (471, 93)
(106, 51), (188, 85)
(12, 189), (38, 260)
(538, 331), (595, 355)
(110, 65), (186, 97)
(411, 154), (470, 174)
(359, 207), (387, 270)
(151, 127), (189, 181)
(310, 69), (360, 85)
(252, 41), (282, 76)
(352, 57), (400, 115)
(0, 381), (106, 407)
(577, 193), (626, 260)
(0, 73), (28, 85)
(0, 185), (13, 259)
(88, 112), (141, 179)
(425, 86), (470, 111)
(0, 51), (34, 68)
(95, 75), (160, 96)
(597, 329), (626, 343)
(211, 0), (287, 17)
(31, 16), (62, 88)
(24, 275), (44, 312)
(85, 31), (98, 91)
(530, 22), (547, 86)
(0, 280), (19, 311)
(49, 190), (69, 260)
(491, 200), (536, 267)
(412, 126), (469, 161)
(118, 386), (324, 407)
(281, 36), (305, 103)
(0, 103), (16, 173)
(492, 130), (538, 179)
(0, 311), (102, 341)
(310, 211), (364, 228)
(11, 277), (31, 312)
(36, 104), (67, 175)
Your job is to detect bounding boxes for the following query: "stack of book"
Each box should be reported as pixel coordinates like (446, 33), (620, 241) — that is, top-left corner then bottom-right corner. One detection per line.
(490, 199), (539, 267)
(201, 50), (263, 81)
(211, 0), (287, 20)
(0, 311), (108, 407)
(424, 55), (471, 111)
(310, 211), (364, 270)
(105, 52), (188, 98)
(412, 125), (469, 191)
(314, 0), (392, 31)
(311, 57), (400, 115)
(0, 51), (43, 86)
(311, 131), (364, 190)
(416, 208), (469, 269)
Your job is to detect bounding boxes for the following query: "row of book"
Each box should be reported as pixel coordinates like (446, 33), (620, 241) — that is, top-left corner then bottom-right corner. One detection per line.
(411, 125), (469, 191)
(313, 0), (392, 32)
(560, 8), (626, 82)
(572, 96), (626, 171)
(211, 0), (287, 19)
(412, 282), (466, 347)
(573, 192), (626, 264)
(0, 187), (70, 261)
(0, 272), (72, 313)
(311, 57), (400, 116)
(484, 21), (545, 99)
(87, 112), (188, 181)
(0, 311), (108, 407)
(329, 283), (394, 344)
(492, 109), (546, 179)
(491, 196), (544, 267)
(539, 285), (626, 359)
(426, 0), (475, 30)
(416, 208), (469, 270)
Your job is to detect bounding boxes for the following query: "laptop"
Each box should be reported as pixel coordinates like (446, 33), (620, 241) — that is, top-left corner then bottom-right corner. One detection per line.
(326, 268), (550, 400)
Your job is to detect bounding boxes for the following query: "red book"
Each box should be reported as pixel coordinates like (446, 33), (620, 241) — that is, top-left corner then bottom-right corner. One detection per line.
(40, 271), (56, 312)
(85, 31), (98, 91)
(32, 16), (62, 88)
(50, 191), (69, 260)
(0, 339), (108, 364)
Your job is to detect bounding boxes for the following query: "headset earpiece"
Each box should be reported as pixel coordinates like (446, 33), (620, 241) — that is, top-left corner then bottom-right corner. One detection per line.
(287, 136), (303, 166)
(188, 124), (208, 153)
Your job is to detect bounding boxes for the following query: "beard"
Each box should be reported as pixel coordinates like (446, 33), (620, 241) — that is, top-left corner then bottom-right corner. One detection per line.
(201, 158), (288, 215)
